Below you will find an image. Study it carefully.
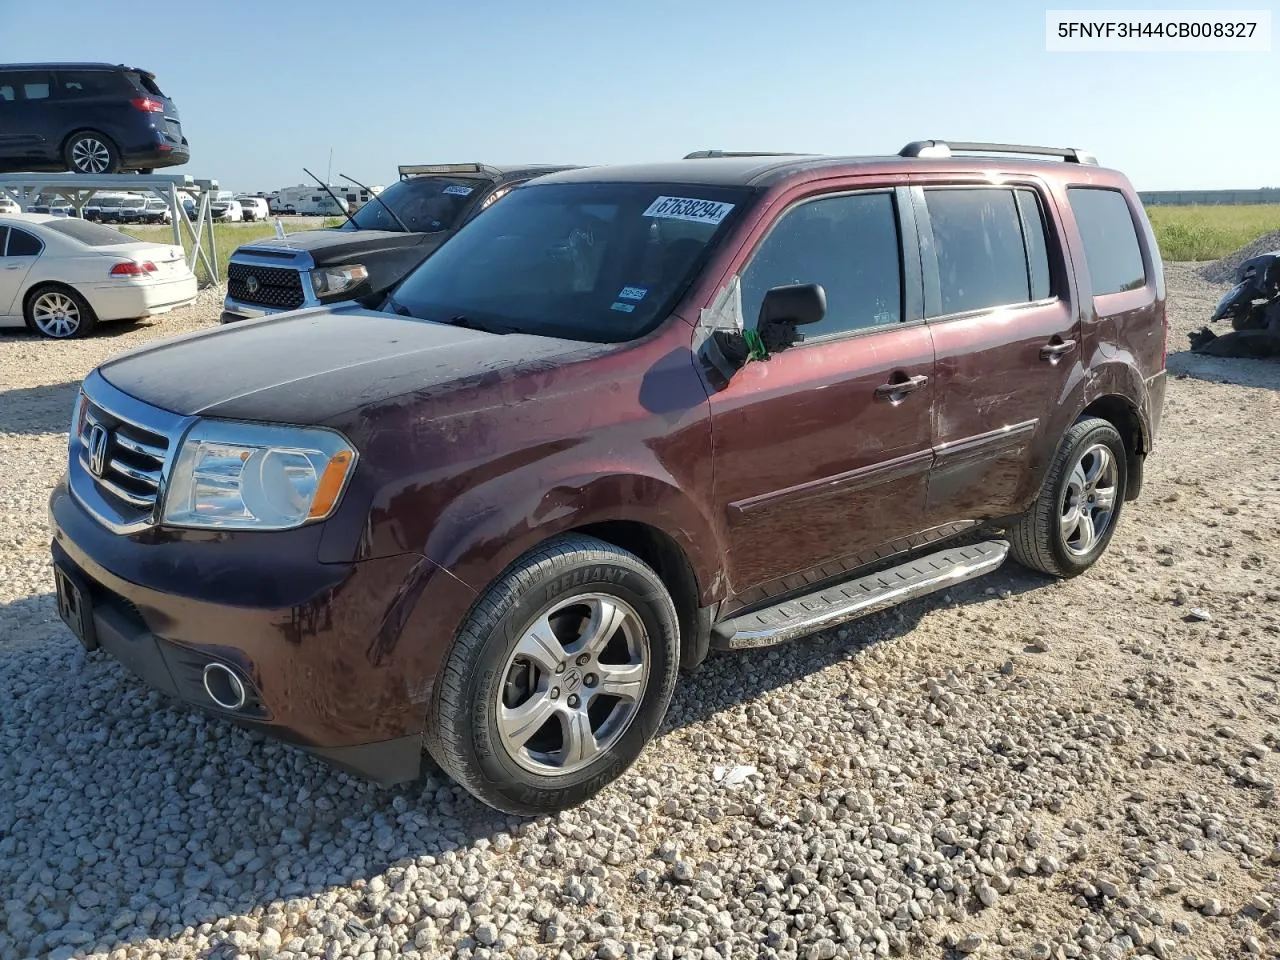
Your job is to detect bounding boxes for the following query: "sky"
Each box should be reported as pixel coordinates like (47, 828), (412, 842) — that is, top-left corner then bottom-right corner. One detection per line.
(4, 0), (1276, 193)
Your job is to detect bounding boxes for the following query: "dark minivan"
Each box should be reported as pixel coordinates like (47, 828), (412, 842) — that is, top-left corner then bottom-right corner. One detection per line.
(50, 141), (1167, 815)
(0, 63), (189, 174)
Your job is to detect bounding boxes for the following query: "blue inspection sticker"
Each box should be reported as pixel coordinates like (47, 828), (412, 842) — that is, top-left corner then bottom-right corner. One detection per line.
(610, 302), (636, 313)
(618, 286), (648, 301)
(442, 184), (473, 196)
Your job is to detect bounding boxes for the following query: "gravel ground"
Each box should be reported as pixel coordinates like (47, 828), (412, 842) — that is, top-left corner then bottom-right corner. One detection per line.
(1, 267), (1278, 960)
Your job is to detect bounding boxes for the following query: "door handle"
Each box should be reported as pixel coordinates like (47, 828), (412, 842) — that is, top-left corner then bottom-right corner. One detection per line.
(874, 374), (929, 401)
(1040, 338), (1077, 360)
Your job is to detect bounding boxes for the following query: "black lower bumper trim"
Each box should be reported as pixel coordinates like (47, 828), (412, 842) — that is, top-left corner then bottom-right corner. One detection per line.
(309, 735), (422, 786)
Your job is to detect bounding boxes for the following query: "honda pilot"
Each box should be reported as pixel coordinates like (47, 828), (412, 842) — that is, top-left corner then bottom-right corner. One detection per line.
(50, 141), (1167, 815)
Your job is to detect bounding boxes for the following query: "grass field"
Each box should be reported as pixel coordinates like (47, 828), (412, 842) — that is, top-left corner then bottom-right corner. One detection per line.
(124, 219), (343, 282)
(1145, 204), (1280, 262)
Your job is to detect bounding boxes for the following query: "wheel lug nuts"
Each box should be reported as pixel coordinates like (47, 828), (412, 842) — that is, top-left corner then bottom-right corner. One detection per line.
(576, 654), (590, 666)
(555, 663), (566, 674)
(584, 674), (597, 688)
(567, 694), (580, 708)
(550, 687), (560, 700)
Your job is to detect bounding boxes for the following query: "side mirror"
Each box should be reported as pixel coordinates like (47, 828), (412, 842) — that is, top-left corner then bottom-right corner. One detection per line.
(757, 283), (826, 353)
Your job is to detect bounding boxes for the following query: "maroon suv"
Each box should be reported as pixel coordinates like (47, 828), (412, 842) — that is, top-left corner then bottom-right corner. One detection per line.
(50, 140), (1167, 814)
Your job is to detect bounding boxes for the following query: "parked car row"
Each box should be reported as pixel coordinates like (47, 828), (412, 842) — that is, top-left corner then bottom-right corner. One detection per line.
(48, 141), (1170, 817)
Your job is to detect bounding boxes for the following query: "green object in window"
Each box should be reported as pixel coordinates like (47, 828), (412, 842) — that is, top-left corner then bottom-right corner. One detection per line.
(743, 328), (768, 362)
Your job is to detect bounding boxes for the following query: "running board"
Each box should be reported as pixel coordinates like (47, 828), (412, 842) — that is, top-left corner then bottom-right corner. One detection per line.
(711, 540), (1009, 650)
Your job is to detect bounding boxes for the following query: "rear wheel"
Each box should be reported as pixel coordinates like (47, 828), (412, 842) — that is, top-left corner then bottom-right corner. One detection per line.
(1008, 417), (1127, 578)
(25, 286), (98, 339)
(64, 131), (120, 174)
(425, 535), (680, 815)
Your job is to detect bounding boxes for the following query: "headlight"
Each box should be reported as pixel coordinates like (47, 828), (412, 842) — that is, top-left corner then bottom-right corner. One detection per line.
(310, 264), (368, 298)
(162, 420), (357, 530)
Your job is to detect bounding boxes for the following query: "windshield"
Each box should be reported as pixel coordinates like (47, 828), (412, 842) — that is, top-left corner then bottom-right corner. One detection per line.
(342, 176), (485, 234)
(387, 181), (754, 343)
(45, 219), (134, 246)
(97, 197), (124, 208)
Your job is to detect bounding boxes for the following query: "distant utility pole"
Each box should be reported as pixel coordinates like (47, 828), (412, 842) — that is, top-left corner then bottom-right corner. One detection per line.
(326, 148), (333, 186)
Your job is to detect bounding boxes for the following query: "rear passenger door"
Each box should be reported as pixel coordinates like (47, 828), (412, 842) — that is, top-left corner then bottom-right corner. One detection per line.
(0, 71), (55, 165)
(706, 184), (936, 598)
(913, 182), (1080, 524)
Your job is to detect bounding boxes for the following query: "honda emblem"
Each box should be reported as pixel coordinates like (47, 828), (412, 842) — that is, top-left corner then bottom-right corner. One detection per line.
(87, 423), (109, 478)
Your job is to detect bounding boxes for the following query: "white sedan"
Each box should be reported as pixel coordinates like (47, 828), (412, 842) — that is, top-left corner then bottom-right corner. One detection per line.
(0, 214), (197, 339)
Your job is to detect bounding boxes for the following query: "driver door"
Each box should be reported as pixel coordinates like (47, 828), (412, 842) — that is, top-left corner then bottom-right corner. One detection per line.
(704, 183), (937, 599)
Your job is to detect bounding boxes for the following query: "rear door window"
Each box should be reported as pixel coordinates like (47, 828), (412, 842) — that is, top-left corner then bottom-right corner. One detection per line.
(14, 73), (52, 101)
(7, 228), (43, 257)
(741, 190), (903, 338)
(924, 187), (1032, 315)
(55, 70), (121, 98)
(1067, 187), (1146, 295)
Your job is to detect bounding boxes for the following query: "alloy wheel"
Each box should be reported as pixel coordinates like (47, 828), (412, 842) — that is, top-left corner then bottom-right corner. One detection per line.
(31, 292), (82, 338)
(70, 138), (111, 173)
(496, 593), (650, 776)
(1059, 443), (1119, 556)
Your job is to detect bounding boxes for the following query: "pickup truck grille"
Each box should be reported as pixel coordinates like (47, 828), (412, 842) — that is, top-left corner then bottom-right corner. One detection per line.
(75, 398), (171, 516)
(227, 262), (305, 309)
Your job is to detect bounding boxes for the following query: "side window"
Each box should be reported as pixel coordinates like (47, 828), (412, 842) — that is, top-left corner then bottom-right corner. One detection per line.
(740, 191), (902, 339)
(0, 82), (14, 102)
(1067, 187), (1146, 295)
(19, 73), (52, 101)
(924, 188), (1030, 315)
(0, 228), (9, 255)
(1015, 189), (1052, 301)
(7, 229), (43, 257)
(55, 71), (113, 98)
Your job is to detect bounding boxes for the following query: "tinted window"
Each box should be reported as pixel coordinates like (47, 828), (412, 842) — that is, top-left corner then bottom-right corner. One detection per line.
(0, 84), (13, 102)
(7, 228), (43, 256)
(0, 228), (8, 252)
(926, 188), (1030, 315)
(21, 77), (51, 101)
(44, 219), (133, 246)
(390, 181), (751, 343)
(1016, 189), (1052, 301)
(741, 192), (902, 338)
(345, 177), (486, 234)
(1067, 187), (1146, 295)
(55, 71), (119, 98)
(124, 71), (166, 97)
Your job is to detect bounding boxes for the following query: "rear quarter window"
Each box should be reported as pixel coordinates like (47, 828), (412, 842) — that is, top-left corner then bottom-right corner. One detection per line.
(1067, 187), (1147, 296)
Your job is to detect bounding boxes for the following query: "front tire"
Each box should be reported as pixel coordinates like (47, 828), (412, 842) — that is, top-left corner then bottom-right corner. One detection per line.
(425, 535), (680, 815)
(1008, 417), (1127, 578)
(64, 131), (120, 174)
(25, 285), (98, 339)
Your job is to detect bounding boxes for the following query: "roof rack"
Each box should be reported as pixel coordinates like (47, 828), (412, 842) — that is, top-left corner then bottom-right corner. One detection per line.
(899, 140), (1098, 165)
(398, 163), (503, 179)
(683, 150), (808, 159)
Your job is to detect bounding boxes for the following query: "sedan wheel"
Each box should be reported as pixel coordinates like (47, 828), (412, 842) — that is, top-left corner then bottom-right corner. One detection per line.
(27, 288), (97, 339)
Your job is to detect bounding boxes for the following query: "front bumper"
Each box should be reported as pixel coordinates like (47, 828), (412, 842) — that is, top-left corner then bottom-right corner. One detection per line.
(48, 477), (469, 785)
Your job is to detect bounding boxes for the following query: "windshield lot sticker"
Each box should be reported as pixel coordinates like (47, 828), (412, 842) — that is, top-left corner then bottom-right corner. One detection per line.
(610, 301), (636, 313)
(618, 286), (648, 301)
(643, 196), (735, 225)
(442, 185), (474, 196)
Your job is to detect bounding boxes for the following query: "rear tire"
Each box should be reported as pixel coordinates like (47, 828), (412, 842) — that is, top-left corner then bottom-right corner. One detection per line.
(425, 534), (680, 815)
(1008, 417), (1127, 578)
(64, 131), (120, 174)
(25, 285), (98, 340)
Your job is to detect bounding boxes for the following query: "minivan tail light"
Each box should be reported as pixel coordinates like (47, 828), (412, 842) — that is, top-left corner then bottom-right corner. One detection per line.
(110, 261), (157, 277)
(131, 97), (165, 113)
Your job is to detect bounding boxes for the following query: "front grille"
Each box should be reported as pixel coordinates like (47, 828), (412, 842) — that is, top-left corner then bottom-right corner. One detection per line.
(77, 399), (171, 516)
(227, 262), (305, 309)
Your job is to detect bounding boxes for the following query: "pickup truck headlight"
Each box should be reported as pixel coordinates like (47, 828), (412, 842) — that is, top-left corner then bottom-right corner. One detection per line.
(162, 420), (357, 530)
(311, 264), (369, 298)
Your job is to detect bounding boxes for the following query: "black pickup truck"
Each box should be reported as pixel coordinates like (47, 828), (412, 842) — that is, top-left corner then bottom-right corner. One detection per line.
(221, 162), (577, 323)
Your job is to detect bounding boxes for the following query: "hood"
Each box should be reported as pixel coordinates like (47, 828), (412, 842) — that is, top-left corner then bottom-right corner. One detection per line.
(96, 304), (594, 425)
(237, 229), (443, 266)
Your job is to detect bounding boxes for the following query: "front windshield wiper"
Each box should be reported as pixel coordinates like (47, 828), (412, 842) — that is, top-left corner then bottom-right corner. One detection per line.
(383, 295), (412, 317)
(443, 314), (520, 336)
